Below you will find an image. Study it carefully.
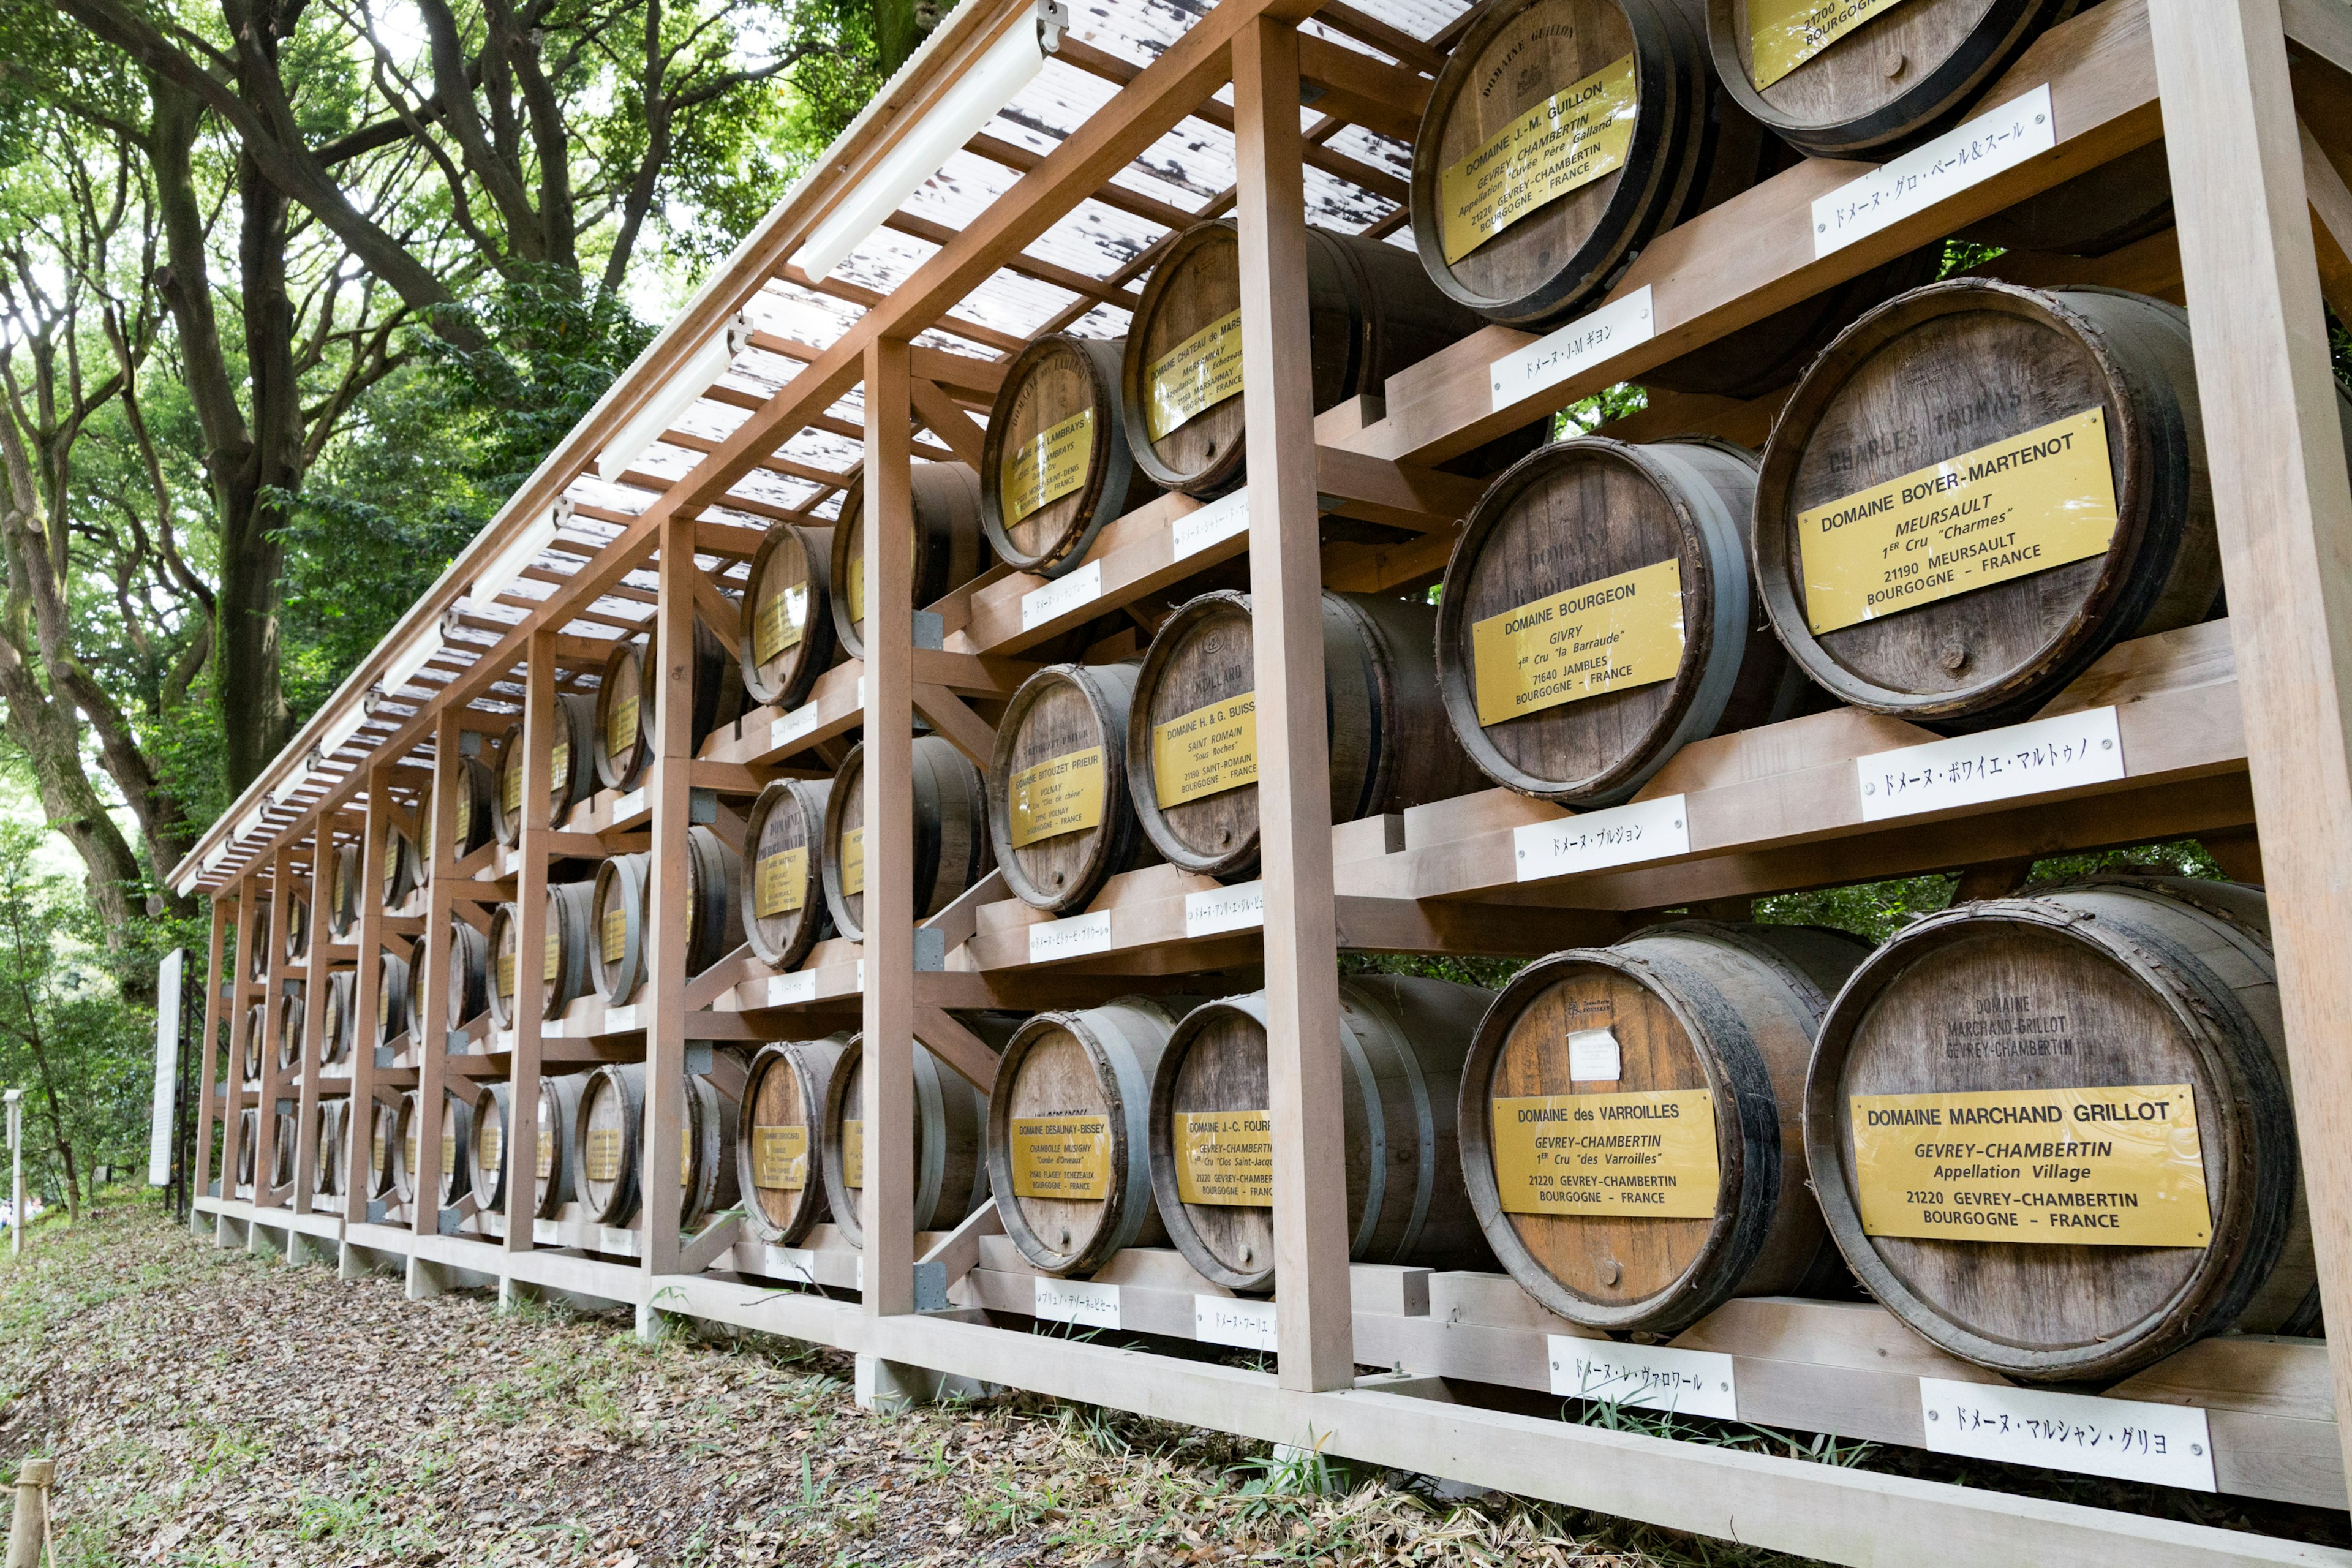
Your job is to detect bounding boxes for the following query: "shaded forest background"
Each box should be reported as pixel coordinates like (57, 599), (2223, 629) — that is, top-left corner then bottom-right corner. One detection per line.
(0, 0), (934, 1208)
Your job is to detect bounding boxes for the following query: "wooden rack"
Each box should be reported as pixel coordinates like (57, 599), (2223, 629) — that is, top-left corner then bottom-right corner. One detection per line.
(176, 0), (2352, 1561)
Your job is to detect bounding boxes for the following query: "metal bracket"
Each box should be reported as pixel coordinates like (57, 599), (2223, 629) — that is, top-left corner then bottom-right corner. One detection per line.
(912, 1259), (950, 1313)
(913, 609), (944, 650)
(1035, 0), (1068, 52)
(914, 928), (947, 971)
(374, 1045), (396, 1069)
(366, 1199), (388, 1223)
(690, 788), (718, 825)
(685, 1042), (714, 1076)
(437, 1206), (464, 1236)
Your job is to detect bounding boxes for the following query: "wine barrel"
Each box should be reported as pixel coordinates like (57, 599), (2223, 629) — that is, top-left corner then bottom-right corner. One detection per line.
(434, 1091), (474, 1208)
(1147, 978), (1498, 1293)
(381, 821), (417, 910)
(274, 987), (304, 1074)
(591, 829), (743, 1005)
(1435, 437), (1805, 805)
(1956, 143), (2176, 260)
(1411, 0), (1785, 330)
(737, 1036), (851, 1245)
(1459, 922), (1868, 1334)
(740, 780), (835, 970)
(821, 1029), (1005, 1248)
(1121, 220), (1487, 497)
(533, 1071), (590, 1218)
(739, 522), (842, 708)
(313, 1098), (348, 1199)
(1805, 876), (2316, 1383)
(987, 997), (1201, 1275)
(270, 1110), (297, 1191)
(488, 883), (600, 1027)
(367, 1097), (400, 1202)
(391, 1091), (424, 1207)
(470, 1082), (511, 1213)
(1128, 590), (1483, 881)
(1751, 282), (2239, 729)
(820, 737), (994, 943)
(242, 1002), (265, 1084)
(492, 693), (601, 845)
(416, 755), (497, 882)
(594, 615), (750, 791)
(325, 842), (360, 938)
(284, 891), (311, 963)
(981, 335), (1159, 578)
(1705, 0), (2079, 160)
(246, 901), (270, 979)
(987, 662), (1159, 914)
(574, 1061), (741, 1228)
(320, 970), (356, 1065)
(374, 948), (413, 1050)
(235, 1108), (258, 1193)
(442, 919), (491, 1030)
(827, 464), (991, 660)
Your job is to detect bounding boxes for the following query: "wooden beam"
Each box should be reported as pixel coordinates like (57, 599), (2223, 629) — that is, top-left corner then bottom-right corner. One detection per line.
(642, 510), (704, 1284)
(1233, 13), (1354, 1396)
(2302, 119), (2352, 321)
(912, 1006), (1005, 1092)
(910, 379), (991, 470)
(505, 628), (556, 1257)
(911, 684), (1000, 772)
(1296, 30), (1430, 141)
(191, 897), (227, 1215)
(2149, 0), (2352, 1477)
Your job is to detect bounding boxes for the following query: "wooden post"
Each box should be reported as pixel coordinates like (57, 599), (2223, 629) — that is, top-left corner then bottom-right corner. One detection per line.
(347, 767), (391, 1224)
(413, 714), (461, 1240)
(506, 631), (557, 1257)
(641, 518), (699, 1286)
(190, 895), (227, 1212)
(4, 1456), (50, 1568)
(861, 334), (919, 1320)
(221, 880), (258, 1205)
(252, 849), (294, 1211)
(2149, 0), (2352, 1464)
(1231, 12), (1355, 1393)
(293, 830), (329, 1215)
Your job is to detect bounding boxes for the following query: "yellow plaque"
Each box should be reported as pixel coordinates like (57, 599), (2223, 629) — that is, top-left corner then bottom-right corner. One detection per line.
(379, 976), (392, 1030)
(1003, 409), (1094, 526)
(1490, 1090), (1720, 1218)
(841, 1118), (864, 1188)
(754, 1125), (809, 1190)
(478, 1120), (503, 1177)
(1797, 407), (2118, 636)
(840, 827), (865, 897)
(454, 791), (472, 847)
(1470, 557), (1686, 727)
(404, 1123), (419, 1180)
(1008, 746), (1106, 848)
(584, 1125), (621, 1183)
(1849, 1084), (2211, 1248)
(543, 924), (560, 983)
(373, 1125), (388, 1178)
(844, 527), (916, 625)
(755, 846), (808, 918)
(682, 1124), (694, 1187)
(1145, 310), (1244, 442)
(1009, 1113), (1112, 1201)
(1749, 0), (1913, 90)
(1440, 53), (1638, 265)
(441, 1129), (458, 1177)
(1151, 693), (1257, 809)
(606, 690), (639, 762)
(534, 1126), (553, 1180)
(550, 736), (570, 789)
(496, 949), (516, 1000)
(600, 905), (627, 964)
(1173, 1109), (1273, 1206)
(502, 755), (523, 816)
(753, 581), (807, 665)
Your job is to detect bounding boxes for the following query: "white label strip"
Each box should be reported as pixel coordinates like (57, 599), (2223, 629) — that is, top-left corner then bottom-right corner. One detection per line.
(545, 1019), (567, 1039)
(1919, 1378), (2215, 1491)
(855, 1255), (864, 1293)
(1548, 1336), (1736, 1420)
(1514, 793), (1690, 883)
(771, 705), (823, 750)
(766, 971), (818, 1008)
(1195, 1295), (1278, 1351)
(1028, 908), (1114, 965)
(855, 959), (865, 992)
(615, 788), (648, 821)
(1033, 1276), (1122, 1330)
(1172, 488), (1250, 562)
(603, 1005), (639, 1033)
(1567, 1027), (1621, 1083)
(494, 1029), (516, 1054)
(1856, 706), (2123, 823)
(1185, 880), (1265, 938)
(1815, 84), (2055, 257)
(1021, 559), (1104, 632)
(498, 848), (518, 876)
(775, 1246), (818, 1284)
(1490, 286), (1654, 412)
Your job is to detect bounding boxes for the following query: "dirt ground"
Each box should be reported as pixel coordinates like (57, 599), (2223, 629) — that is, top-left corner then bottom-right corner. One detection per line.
(0, 1194), (1819, 1567)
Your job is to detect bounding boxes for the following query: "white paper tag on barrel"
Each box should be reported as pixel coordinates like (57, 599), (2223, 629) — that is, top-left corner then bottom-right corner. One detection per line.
(1814, 84), (2056, 257)
(1172, 488), (1250, 562)
(1185, 880), (1264, 938)
(1547, 1337), (1736, 1419)
(1513, 794), (1689, 883)
(1034, 1276), (1122, 1330)
(1855, 707), (2124, 823)
(1028, 908), (1113, 965)
(1918, 1378), (2216, 1491)
(1491, 287), (1654, 413)
(1195, 1295), (1278, 1351)
(1021, 559), (1103, 632)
